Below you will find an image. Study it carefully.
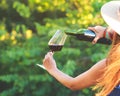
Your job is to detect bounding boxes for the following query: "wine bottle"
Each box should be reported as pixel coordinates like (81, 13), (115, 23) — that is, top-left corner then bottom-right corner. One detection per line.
(65, 29), (112, 45)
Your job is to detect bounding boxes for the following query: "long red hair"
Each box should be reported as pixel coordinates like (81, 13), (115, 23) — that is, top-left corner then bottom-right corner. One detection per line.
(94, 32), (120, 96)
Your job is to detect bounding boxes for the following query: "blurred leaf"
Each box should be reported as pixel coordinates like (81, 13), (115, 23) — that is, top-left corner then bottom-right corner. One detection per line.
(62, 60), (76, 75)
(13, 1), (31, 18)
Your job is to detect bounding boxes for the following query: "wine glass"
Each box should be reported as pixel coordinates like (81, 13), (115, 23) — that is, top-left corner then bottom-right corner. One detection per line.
(37, 29), (67, 70)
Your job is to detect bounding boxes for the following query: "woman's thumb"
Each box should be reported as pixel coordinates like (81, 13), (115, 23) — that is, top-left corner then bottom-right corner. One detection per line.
(92, 36), (99, 44)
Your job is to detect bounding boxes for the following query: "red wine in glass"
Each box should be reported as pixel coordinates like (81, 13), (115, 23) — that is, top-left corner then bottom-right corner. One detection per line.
(49, 44), (63, 52)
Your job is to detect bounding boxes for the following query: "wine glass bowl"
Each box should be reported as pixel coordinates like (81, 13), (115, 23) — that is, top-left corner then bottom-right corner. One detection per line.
(48, 30), (67, 52)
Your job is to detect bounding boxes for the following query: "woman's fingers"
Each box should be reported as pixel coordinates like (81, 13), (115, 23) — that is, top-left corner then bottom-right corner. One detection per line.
(88, 27), (97, 32)
(92, 36), (99, 44)
(88, 27), (100, 44)
(43, 52), (56, 70)
(49, 51), (54, 56)
(45, 52), (54, 63)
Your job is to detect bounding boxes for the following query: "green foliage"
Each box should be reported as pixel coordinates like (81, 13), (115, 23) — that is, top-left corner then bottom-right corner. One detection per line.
(13, 1), (31, 18)
(0, 0), (111, 96)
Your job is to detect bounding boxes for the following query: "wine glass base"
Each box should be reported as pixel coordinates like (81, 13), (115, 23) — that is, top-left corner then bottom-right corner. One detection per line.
(36, 64), (46, 70)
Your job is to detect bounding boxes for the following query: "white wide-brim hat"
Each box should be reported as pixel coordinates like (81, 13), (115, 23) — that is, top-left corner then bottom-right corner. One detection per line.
(101, 1), (120, 35)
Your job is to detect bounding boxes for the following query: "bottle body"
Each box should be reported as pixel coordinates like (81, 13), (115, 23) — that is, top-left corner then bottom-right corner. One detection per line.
(65, 29), (112, 45)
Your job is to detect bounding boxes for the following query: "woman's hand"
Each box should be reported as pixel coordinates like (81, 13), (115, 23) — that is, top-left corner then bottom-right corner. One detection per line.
(43, 52), (57, 72)
(88, 26), (106, 44)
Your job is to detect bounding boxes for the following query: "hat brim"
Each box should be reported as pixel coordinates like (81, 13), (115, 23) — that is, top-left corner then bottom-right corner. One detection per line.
(101, 1), (120, 35)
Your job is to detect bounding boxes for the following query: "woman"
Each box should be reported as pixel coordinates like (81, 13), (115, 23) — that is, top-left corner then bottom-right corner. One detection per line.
(43, 1), (120, 96)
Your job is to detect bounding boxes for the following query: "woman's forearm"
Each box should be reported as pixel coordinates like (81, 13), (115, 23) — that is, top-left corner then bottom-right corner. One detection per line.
(48, 68), (75, 90)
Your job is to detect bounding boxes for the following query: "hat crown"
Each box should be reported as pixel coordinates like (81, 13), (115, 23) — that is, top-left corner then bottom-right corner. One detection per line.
(101, 1), (120, 35)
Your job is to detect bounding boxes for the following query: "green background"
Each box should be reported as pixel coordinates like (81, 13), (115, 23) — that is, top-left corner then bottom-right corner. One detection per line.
(0, 0), (110, 96)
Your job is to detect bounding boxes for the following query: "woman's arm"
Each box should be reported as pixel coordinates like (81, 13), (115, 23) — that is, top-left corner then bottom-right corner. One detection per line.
(43, 52), (106, 90)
